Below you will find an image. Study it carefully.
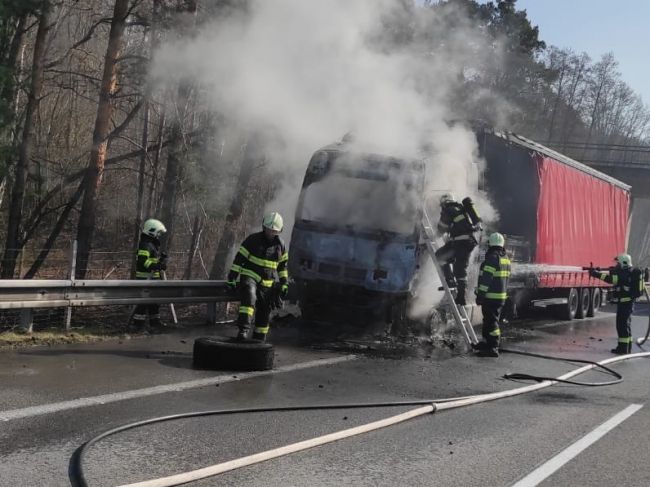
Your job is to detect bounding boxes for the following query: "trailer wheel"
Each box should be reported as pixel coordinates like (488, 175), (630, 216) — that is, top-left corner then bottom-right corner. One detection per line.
(587, 288), (601, 317)
(557, 287), (579, 321)
(575, 288), (590, 319)
(193, 336), (274, 371)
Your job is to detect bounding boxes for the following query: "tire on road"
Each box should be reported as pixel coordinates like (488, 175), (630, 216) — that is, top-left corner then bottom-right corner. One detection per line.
(193, 336), (274, 371)
(575, 288), (590, 319)
(556, 287), (579, 321)
(587, 288), (602, 317)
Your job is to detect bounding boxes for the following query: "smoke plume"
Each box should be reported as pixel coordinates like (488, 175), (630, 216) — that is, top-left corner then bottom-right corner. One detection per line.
(151, 0), (508, 319)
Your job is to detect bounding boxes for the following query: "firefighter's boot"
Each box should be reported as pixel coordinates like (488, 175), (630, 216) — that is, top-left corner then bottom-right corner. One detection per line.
(476, 347), (499, 358)
(610, 342), (631, 355)
(442, 264), (457, 289)
(252, 325), (269, 342)
(251, 332), (267, 342)
(149, 318), (168, 330)
(236, 326), (250, 341)
(130, 310), (146, 331)
(455, 280), (467, 306)
(236, 303), (254, 341)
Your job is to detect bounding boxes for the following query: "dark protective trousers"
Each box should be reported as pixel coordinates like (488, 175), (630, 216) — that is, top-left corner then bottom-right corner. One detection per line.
(237, 276), (273, 339)
(435, 240), (476, 305)
(132, 303), (161, 326)
(615, 301), (634, 352)
(481, 302), (502, 349)
(132, 276), (161, 327)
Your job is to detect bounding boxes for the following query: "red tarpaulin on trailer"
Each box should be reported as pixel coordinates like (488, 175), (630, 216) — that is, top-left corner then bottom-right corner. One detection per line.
(535, 155), (629, 268)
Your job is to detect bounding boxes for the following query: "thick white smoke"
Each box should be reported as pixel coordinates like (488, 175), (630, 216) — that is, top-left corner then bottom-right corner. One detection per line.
(151, 0), (506, 320)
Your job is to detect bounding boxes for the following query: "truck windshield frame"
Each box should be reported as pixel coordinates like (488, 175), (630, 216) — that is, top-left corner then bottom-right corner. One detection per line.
(295, 150), (425, 239)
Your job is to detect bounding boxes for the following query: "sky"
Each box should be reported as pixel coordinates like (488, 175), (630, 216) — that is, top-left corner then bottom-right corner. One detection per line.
(515, 0), (650, 103)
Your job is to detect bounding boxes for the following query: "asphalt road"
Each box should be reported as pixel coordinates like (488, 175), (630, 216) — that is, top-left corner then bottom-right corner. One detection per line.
(2, 307), (650, 487)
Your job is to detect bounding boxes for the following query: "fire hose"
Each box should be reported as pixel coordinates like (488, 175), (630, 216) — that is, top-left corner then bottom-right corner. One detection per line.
(69, 350), (648, 487)
(635, 285), (650, 345)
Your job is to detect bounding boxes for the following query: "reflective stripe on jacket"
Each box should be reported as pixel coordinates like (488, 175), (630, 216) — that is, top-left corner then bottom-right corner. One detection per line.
(228, 231), (288, 288)
(136, 233), (161, 279)
(437, 202), (475, 240)
(476, 247), (511, 304)
(595, 267), (636, 303)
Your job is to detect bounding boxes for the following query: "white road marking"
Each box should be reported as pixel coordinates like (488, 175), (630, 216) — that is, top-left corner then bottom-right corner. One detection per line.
(0, 355), (356, 422)
(511, 403), (643, 487)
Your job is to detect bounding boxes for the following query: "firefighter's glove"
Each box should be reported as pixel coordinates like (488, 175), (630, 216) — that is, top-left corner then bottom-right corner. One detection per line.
(280, 284), (289, 299)
(160, 252), (168, 262)
(226, 280), (237, 292)
(589, 269), (600, 278)
(151, 261), (166, 271)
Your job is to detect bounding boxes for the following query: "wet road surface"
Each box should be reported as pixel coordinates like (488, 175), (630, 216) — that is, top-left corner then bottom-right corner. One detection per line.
(2, 307), (650, 486)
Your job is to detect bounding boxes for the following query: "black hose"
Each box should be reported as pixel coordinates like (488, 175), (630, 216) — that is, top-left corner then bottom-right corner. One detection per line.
(500, 348), (623, 386)
(69, 350), (633, 486)
(635, 297), (650, 346)
(69, 398), (468, 487)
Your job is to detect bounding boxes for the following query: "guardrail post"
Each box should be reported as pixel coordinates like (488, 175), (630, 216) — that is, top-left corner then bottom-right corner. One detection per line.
(65, 240), (78, 330)
(206, 302), (217, 325)
(20, 309), (34, 333)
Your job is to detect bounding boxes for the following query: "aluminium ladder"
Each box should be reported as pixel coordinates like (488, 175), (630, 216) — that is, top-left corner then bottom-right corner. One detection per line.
(421, 208), (479, 348)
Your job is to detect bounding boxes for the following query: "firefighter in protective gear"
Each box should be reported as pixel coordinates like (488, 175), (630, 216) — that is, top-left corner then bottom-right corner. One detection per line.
(228, 212), (289, 342)
(132, 219), (167, 329)
(589, 253), (640, 354)
(473, 232), (510, 357)
(435, 193), (482, 305)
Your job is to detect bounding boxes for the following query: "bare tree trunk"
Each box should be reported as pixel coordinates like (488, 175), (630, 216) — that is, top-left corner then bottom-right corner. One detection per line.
(546, 62), (566, 143)
(579, 54), (617, 159)
(145, 111), (166, 217)
(158, 0), (197, 252)
(74, 0), (130, 279)
(559, 57), (587, 150)
(1, 4), (51, 278)
(132, 0), (163, 277)
(209, 135), (262, 279)
(0, 14), (27, 116)
(184, 211), (203, 279)
(131, 99), (149, 277)
(159, 108), (185, 251)
(0, 14), (28, 209)
(581, 79), (605, 160)
(23, 182), (85, 279)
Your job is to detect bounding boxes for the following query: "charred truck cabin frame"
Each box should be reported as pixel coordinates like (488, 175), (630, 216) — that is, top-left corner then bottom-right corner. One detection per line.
(288, 144), (425, 324)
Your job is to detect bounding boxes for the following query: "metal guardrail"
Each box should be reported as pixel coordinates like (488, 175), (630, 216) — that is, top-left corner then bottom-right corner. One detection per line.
(0, 279), (233, 310)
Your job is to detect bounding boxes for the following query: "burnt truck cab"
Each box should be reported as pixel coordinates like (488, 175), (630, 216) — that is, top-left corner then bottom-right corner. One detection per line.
(288, 144), (426, 323)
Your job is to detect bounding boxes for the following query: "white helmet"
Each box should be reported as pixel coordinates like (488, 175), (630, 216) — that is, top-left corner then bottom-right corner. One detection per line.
(488, 232), (505, 247)
(262, 212), (283, 232)
(440, 192), (456, 205)
(142, 218), (167, 238)
(615, 253), (632, 268)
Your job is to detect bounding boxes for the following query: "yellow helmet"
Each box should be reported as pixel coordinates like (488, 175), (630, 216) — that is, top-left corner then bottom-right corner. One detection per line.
(262, 212), (283, 232)
(440, 192), (456, 204)
(488, 232), (505, 247)
(142, 218), (166, 238)
(615, 253), (632, 268)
